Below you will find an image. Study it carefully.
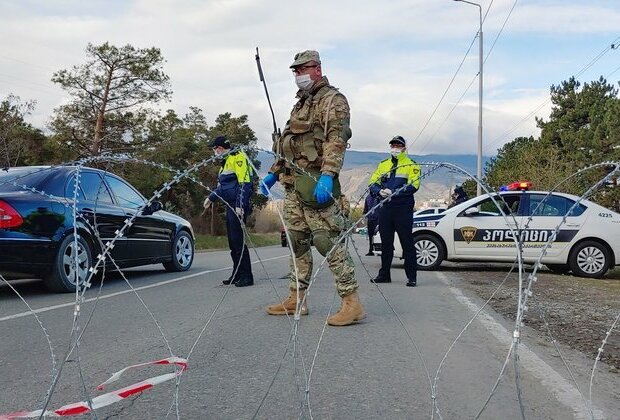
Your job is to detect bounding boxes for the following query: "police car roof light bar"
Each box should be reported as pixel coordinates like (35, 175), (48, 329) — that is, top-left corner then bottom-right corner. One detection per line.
(505, 181), (532, 191)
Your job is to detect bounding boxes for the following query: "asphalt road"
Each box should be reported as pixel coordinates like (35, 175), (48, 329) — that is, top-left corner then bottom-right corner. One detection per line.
(1, 239), (618, 419)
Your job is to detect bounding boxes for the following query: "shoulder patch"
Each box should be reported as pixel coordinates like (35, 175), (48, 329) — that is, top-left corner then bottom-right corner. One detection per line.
(236, 161), (243, 167)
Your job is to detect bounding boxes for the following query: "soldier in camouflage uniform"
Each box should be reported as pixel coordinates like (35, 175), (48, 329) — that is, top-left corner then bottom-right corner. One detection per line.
(260, 50), (365, 326)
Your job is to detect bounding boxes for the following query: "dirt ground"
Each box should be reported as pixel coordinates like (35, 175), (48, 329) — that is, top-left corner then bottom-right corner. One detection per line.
(450, 264), (620, 371)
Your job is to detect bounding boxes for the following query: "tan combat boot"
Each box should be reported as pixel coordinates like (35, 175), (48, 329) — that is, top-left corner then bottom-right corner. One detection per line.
(266, 289), (309, 315)
(327, 291), (366, 326)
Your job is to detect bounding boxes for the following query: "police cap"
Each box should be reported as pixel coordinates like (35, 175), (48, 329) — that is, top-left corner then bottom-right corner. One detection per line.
(209, 136), (231, 149)
(389, 135), (406, 147)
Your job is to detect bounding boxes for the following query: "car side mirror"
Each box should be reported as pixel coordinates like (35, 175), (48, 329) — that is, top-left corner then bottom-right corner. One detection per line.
(143, 201), (163, 215)
(464, 207), (479, 216)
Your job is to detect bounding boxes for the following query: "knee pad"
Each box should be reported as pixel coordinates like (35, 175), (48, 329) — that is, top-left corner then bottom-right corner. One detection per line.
(312, 230), (335, 257)
(289, 230), (311, 257)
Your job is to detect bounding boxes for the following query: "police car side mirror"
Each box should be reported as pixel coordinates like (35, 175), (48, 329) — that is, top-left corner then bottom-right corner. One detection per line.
(464, 207), (479, 216)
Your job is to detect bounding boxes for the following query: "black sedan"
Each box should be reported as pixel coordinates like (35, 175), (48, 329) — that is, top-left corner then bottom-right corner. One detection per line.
(0, 166), (195, 292)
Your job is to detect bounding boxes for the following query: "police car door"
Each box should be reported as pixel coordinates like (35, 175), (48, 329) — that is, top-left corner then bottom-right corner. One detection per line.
(453, 193), (525, 260)
(521, 193), (585, 258)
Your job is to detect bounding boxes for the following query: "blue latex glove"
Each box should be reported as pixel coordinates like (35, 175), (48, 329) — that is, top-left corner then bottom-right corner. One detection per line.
(313, 174), (333, 204)
(260, 173), (277, 196)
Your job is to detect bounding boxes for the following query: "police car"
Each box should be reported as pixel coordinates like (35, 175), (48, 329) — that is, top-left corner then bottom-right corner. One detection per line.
(372, 182), (620, 278)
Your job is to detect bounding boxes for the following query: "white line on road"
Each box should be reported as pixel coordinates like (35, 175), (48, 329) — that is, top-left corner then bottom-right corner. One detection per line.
(0, 255), (288, 323)
(435, 271), (603, 419)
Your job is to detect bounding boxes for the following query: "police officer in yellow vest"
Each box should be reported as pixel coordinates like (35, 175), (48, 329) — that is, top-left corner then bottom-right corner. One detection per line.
(260, 50), (365, 326)
(203, 136), (254, 287)
(368, 136), (421, 287)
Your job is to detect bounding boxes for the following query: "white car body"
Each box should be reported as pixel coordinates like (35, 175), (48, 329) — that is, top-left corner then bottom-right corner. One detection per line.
(373, 190), (620, 278)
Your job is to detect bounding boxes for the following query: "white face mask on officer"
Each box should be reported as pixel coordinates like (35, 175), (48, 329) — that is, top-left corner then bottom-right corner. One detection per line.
(295, 74), (313, 91)
(390, 147), (404, 157)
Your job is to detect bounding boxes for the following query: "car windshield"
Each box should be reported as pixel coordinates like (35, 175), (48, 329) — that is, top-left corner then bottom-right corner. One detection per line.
(0, 167), (51, 192)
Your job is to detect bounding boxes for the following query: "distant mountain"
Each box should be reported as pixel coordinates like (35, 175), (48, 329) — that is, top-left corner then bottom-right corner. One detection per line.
(256, 150), (492, 205)
(342, 150), (490, 173)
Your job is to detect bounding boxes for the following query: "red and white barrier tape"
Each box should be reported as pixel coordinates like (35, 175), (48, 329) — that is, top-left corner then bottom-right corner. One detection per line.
(1, 357), (187, 419)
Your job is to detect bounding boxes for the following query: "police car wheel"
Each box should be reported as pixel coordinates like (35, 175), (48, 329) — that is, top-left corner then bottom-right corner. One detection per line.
(568, 241), (611, 279)
(414, 234), (444, 270)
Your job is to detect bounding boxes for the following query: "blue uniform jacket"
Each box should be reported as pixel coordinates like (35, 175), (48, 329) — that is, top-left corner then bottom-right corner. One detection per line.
(208, 151), (253, 211)
(363, 194), (380, 222)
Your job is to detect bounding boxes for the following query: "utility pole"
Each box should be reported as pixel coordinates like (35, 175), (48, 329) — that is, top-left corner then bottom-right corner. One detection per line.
(454, 0), (483, 196)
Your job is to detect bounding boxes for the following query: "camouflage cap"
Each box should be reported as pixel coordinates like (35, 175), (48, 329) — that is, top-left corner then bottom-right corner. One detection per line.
(290, 50), (321, 68)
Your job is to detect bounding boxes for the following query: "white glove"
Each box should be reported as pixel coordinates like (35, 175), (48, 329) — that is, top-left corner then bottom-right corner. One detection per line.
(379, 188), (392, 198)
(235, 207), (244, 217)
(203, 198), (213, 210)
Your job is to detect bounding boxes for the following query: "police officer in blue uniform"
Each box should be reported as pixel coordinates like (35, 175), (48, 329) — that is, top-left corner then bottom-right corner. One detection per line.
(368, 136), (421, 287)
(363, 193), (380, 256)
(203, 136), (254, 287)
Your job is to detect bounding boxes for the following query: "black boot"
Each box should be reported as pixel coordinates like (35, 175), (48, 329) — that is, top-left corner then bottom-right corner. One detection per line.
(406, 279), (417, 287)
(371, 275), (391, 283)
(222, 275), (236, 285)
(234, 277), (254, 287)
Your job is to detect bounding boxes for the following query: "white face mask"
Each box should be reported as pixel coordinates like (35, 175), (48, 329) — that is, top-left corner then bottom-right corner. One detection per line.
(390, 147), (403, 157)
(295, 74), (313, 90)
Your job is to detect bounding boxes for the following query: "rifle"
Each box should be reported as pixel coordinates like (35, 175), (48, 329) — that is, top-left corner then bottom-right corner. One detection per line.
(255, 47), (281, 142)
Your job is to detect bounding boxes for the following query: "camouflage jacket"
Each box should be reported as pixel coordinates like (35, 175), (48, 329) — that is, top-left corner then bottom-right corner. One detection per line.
(270, 76), (351, 179)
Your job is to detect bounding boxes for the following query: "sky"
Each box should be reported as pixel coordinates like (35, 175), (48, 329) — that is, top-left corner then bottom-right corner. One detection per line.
(0, 0), (619, 157)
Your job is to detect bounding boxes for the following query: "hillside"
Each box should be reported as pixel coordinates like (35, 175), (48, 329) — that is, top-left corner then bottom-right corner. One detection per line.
(256, 150), (490, 204)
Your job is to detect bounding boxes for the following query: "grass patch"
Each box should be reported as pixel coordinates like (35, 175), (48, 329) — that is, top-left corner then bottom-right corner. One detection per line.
(195, 232), (281, 250)
(607, 267), (620, 280)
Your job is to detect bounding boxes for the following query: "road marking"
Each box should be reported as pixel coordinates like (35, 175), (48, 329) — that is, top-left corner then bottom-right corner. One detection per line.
(435, 271), (603, 420)
(0, 255), (288, 323)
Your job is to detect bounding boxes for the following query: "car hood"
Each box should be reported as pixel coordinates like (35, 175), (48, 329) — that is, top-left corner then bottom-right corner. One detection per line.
(157, 210), (192, 227)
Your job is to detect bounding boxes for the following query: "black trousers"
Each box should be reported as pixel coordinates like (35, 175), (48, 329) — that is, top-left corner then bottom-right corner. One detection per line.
(378, 205), (417, 281)
(225, 206), (253, 280)
(367, 220), (378, 253)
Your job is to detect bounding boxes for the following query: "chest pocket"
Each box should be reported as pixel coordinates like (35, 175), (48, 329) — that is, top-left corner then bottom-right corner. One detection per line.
(289, 119), (318, 162)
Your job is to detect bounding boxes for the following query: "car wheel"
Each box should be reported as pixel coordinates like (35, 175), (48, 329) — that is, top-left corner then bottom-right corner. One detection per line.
(545, 263), (570, 274)
(45, 234), (93, 293)
(568, 241), (611, 279)
(163, 230), (194, 272)
(415, 234), (444, 270)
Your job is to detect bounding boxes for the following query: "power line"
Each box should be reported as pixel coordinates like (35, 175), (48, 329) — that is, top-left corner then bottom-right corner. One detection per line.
(484, 0), (518, 64)
(412, 34), (477, 149)
(483, 36), (620, 155)
(412, 1), (495, 152)
(424, 74), (478, 150)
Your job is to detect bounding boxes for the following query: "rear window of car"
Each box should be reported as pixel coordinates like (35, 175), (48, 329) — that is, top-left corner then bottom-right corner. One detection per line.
(0, 168), (52, 192)
(417, 209), (435, 215)
(65, 172), (114, 204)
(529, 193), (586, 217)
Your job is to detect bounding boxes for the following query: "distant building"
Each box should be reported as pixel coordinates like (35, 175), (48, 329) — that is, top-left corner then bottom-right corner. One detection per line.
(419, 198), (448, 209)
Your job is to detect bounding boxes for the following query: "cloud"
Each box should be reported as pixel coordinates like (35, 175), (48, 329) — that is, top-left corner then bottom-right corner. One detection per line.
(0, 0), (617, 155)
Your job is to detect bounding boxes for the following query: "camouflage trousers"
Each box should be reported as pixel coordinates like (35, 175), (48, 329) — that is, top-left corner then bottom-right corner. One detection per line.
(283, 189), (357, 297)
